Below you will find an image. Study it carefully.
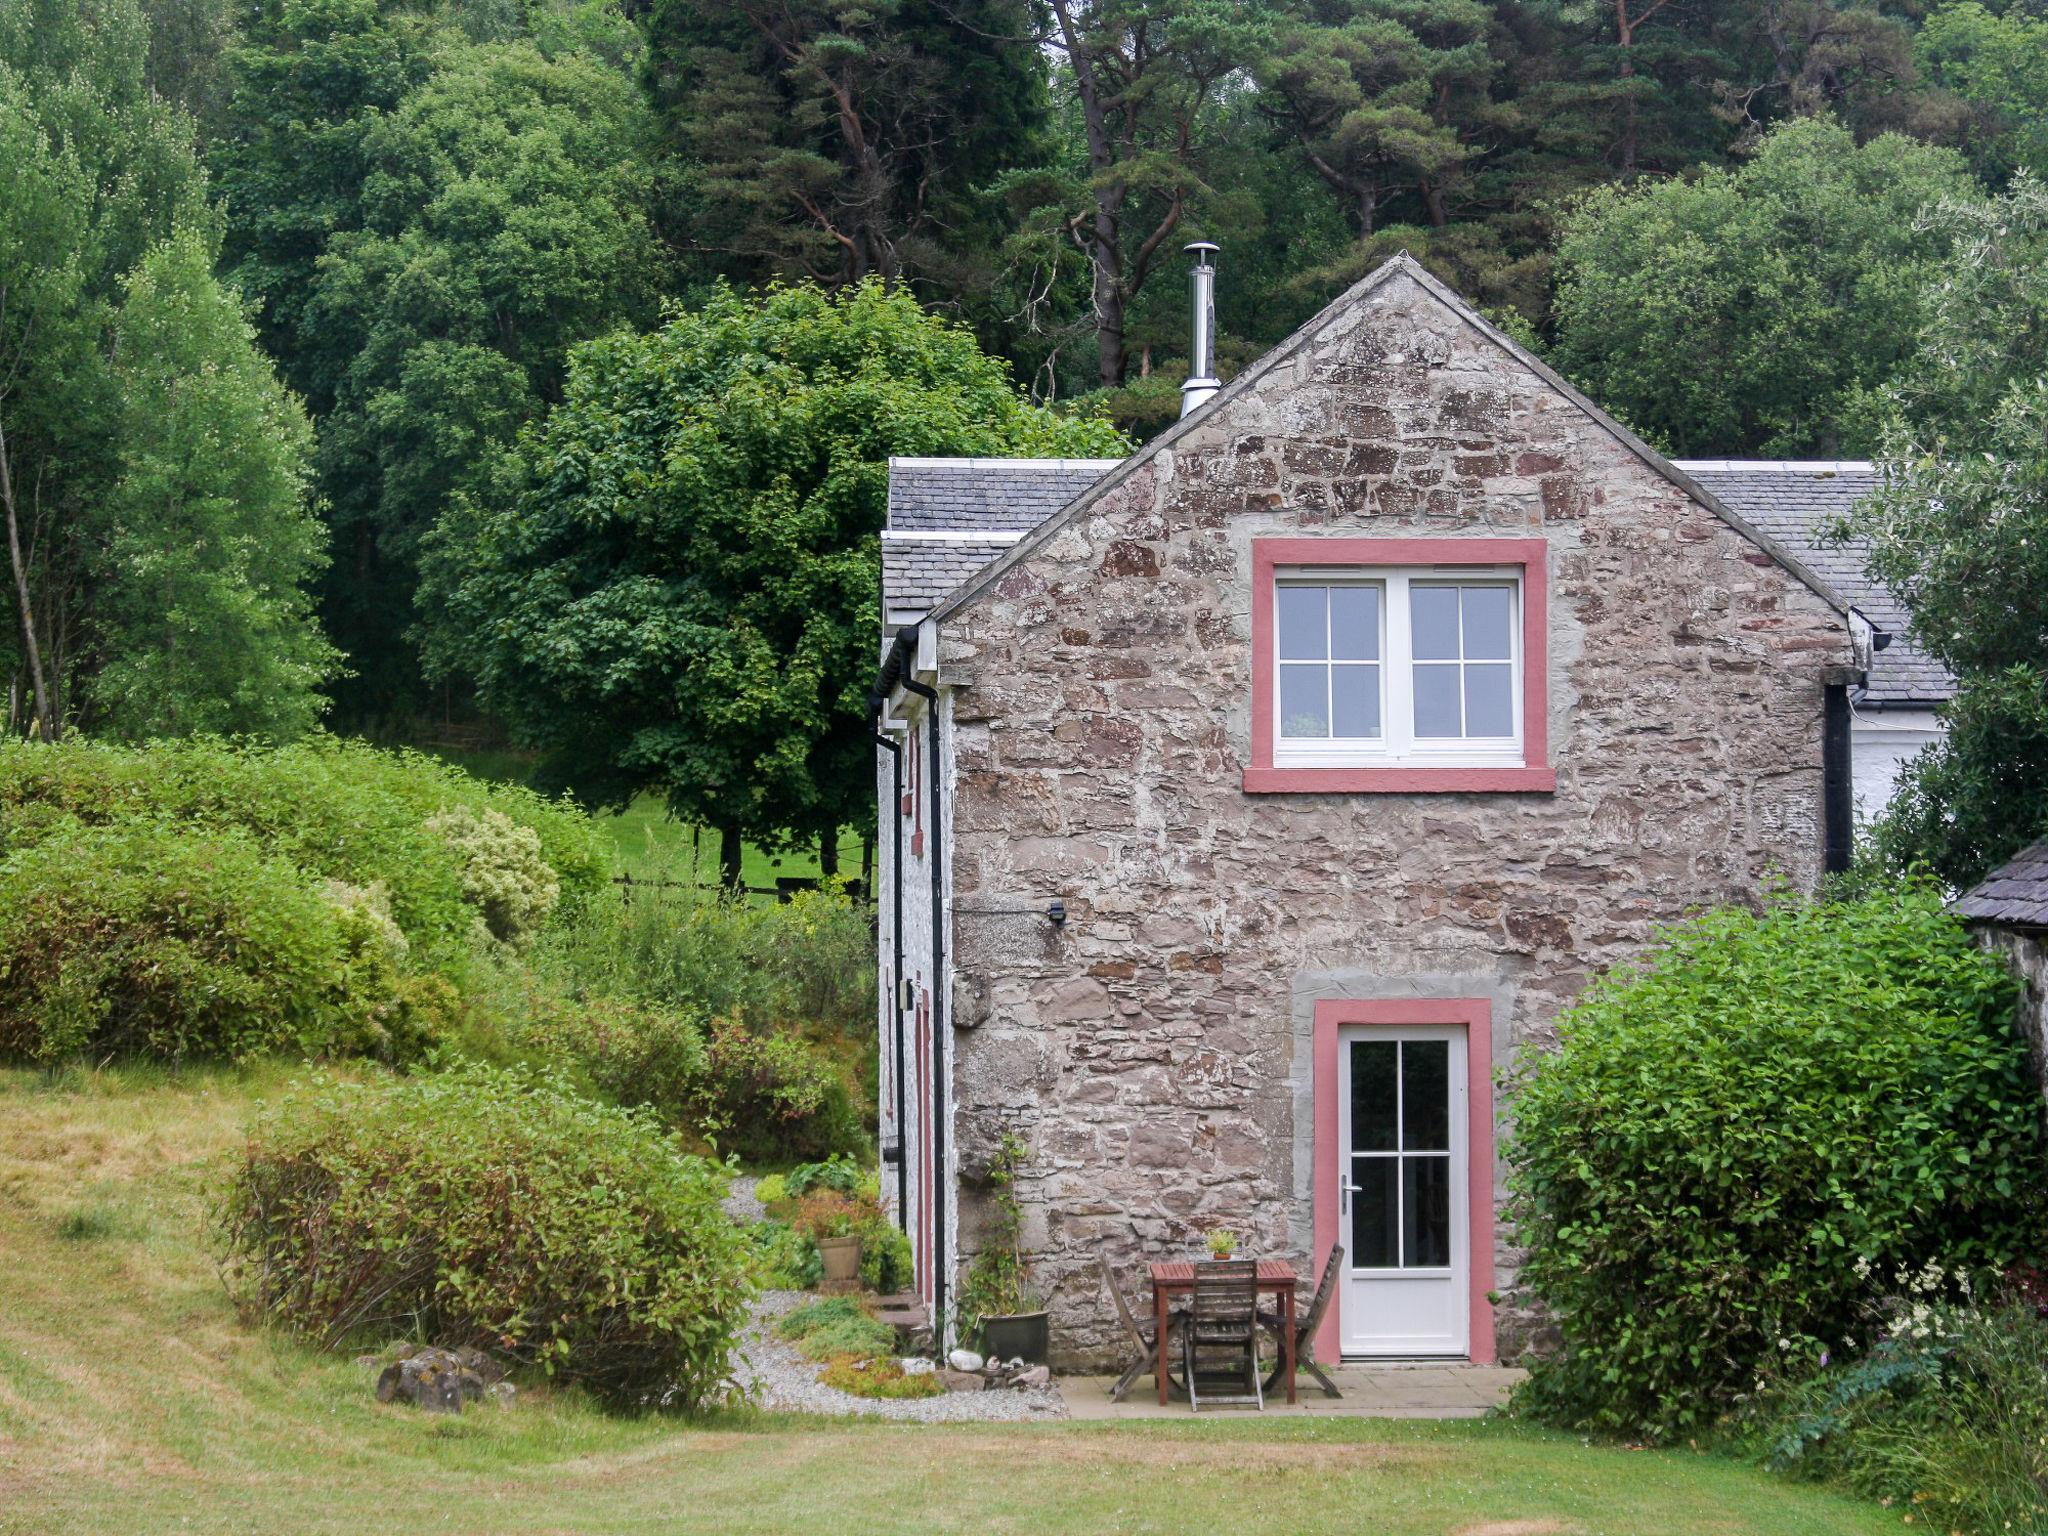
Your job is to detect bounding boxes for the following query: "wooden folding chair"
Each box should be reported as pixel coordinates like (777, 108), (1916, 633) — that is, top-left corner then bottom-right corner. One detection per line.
(1264, 1244), (1345, 1398)
(1182, 1259), (1263, 1411)
(1098, 1252), (1168, 1402)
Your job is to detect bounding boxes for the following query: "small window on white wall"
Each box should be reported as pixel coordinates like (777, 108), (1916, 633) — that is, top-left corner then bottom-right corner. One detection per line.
(1273, 569), (1521, 768)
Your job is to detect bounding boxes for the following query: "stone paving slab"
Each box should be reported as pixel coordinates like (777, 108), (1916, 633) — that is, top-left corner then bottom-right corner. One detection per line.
(1057, 1364), (1525, 1421)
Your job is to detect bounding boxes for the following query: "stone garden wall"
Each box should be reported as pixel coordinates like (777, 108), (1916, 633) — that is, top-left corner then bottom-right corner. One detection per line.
(931, 265), (1857, 1369)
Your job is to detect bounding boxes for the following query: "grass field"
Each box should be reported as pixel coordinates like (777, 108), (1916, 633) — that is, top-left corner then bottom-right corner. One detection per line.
(421, 746), (867, 889)
(0, 1066), (1902, 1536)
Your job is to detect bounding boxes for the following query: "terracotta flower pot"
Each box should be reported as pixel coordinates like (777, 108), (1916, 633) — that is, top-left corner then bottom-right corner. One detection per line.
(816, 1235), (862, 1284)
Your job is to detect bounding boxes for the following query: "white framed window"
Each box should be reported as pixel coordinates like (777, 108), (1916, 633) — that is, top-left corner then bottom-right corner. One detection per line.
(1272, 568), (1522, 768)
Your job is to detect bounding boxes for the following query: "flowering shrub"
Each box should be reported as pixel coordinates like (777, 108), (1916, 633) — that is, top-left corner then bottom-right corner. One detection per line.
(1763, 1267), (2048, 1534)
(1505, 883), (2047, 1440)
(424, 804), (560, 945)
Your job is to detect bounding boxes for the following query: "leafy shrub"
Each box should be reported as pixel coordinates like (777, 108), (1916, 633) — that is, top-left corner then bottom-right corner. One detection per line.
(424, 804), (560, 945)
(0, 736), (609, 961)
(1763, 1281), (2048, 1534)
(752, 1173), (788, 1207)
(508, 993), (859, 1162)
(751, 1219), (823, 1288)
(791, 1190), (868, 1241)
(785, 1156), (862, 1198)
(859, 1217), (913, 1295)
(218, 1066), (751, 1409)
(1505, 884), (2046, 1440)
(0, 822), (378, 1062)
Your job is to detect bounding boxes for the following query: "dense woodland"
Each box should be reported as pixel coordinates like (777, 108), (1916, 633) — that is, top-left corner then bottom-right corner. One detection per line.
(3, 0), (2047, 874)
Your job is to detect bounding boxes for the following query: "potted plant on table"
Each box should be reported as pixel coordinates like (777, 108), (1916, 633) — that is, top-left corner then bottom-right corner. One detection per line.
(958, 1132), (1049, 1364)
(1206, 1227), (1238, 1262)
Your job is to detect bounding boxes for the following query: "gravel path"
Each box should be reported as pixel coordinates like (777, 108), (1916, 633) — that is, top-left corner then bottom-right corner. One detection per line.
(721, 1173), (766, 1226)
(733, 1290), (1068, 1422)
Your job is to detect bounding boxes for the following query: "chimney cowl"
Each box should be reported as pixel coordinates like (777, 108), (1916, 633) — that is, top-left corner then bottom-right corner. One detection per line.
(1180, 241), (1221, 418)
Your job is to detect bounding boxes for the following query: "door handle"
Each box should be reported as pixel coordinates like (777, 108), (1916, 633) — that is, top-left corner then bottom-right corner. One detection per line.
(1340, 1177), (1360, 1215)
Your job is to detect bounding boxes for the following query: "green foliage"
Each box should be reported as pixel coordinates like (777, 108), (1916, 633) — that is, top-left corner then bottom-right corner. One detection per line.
(642, 0), (1045, 294)
(784, 1156), (862, 1199)
(0, 736), (610, 961)
(424, 804), (561, 945)
(775, 1294), (895, 1361)
(217, 1065), (752, 1408)
(1842, 180), (2048, 885)
(1504, 884), (2046, 1441)
(0, 0), (327, 742)
(0, 821), (375, 1063)
(424, 279), (1124, 856)
(819, 1354), (942, 1398)
(1763, 1290), (2048, 1535)
(90, 227), (335, 739)
(509, 994), (862, 1163)
(305, 38), (665, 715)
(1917, 1), (2048, 186)
(1551, 117), (1981, 458)
(957, 1130), (1035, 1339)
(749, 1217), (823, 1288)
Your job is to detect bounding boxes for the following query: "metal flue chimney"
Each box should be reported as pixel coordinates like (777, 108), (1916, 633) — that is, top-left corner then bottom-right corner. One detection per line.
(1180, 241), (1221, 418)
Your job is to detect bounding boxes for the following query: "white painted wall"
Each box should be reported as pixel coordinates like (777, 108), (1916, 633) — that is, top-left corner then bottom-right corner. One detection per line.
(1852, 709), (1944, 823)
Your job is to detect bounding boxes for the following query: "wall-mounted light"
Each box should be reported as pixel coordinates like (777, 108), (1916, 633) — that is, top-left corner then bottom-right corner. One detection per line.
(1047, 899), (1067, 926)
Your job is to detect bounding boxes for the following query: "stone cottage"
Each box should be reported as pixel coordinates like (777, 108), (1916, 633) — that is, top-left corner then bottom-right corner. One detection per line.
(869, 252), (1878, 1369)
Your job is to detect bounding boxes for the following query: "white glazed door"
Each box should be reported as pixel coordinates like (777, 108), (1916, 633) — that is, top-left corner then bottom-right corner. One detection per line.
(1337, 1025), (1469, 1357)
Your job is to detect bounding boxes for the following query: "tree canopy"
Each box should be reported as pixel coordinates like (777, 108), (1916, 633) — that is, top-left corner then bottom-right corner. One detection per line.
(421, 281), (1126, 876)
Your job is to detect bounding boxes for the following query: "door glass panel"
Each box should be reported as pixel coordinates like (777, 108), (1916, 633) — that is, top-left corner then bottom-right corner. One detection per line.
(1277, 585), (1327, 660)
(1352, 1155), (1398, 1268)
(1401, 1040), (1450, 1151)
(1350, 1041), (1397, 1151)
(1403, 1155), (1452, 1268)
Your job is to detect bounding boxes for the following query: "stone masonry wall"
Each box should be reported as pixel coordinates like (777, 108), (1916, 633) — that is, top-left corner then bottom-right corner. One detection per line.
(931, 268), (1856, 1370)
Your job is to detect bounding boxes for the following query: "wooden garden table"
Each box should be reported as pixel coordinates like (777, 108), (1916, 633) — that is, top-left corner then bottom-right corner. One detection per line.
(1150, 1259), (1298, 1406)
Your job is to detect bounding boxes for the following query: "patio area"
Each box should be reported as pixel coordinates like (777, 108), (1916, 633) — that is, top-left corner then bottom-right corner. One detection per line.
(1057, 1361), (1526, 1420)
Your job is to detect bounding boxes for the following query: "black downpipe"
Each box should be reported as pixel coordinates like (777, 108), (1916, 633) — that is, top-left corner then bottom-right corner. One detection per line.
(901, 673), (946, 1328)
(871, 722), (908, 1229)
(1822, 682), (1853, 877)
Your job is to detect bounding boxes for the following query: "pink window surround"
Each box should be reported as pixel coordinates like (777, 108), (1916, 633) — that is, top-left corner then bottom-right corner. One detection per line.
(1245, 537), (1554, 793)
(1310, 997), (1497, 1365)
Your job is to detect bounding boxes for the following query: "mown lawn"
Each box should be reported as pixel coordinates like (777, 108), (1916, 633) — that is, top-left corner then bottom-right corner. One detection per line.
(0, 1068), (1900, 1536)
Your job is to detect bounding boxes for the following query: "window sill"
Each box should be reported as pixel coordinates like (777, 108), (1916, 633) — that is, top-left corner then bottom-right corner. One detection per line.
(1242, 764), (1557, 794)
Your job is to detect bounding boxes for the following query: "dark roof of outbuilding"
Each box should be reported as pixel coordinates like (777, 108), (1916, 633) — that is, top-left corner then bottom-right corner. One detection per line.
(881, 458), (1118, 622)
(1673, 462), (1952, 706)
(1954, 841), (2048, 929)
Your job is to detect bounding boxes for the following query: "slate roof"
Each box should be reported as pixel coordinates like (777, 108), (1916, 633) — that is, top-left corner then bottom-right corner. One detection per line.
(882, 458), (1118, 620)
(1672, 462), (1951, 707)
(878, 451), (1951, 713)
(1954, 841), (2048, 929)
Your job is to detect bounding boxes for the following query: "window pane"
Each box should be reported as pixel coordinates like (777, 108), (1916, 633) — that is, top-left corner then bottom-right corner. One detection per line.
(1411, 585), (1461, 661)
(1330, 665), (1381, 738)
(1277, 585), (1327, 660)
(1350, 1040), (1397, 1151)
(1401, 1041), (1450, 1151)
(1279, 664), (1329, 738)
(1465, 664), (1514, 738)
(1352, 1156), (1398, 1268)
(1462, 585), (1513, 660)
(1330, 585), (1380, 661)
(1403, 1156), (1452, 1268)
(1412, 663), (1462, 737)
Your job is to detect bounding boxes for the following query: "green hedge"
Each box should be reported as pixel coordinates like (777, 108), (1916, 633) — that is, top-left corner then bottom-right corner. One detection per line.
(0, 822), (399, 1062)
(218, 1067), (751, 1409)
(0, 736), (610, 960)
(1505, 884), (2047, 1440)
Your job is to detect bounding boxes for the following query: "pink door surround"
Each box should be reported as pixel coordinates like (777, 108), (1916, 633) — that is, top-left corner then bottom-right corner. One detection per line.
(1311, 997), (1497, 1364)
